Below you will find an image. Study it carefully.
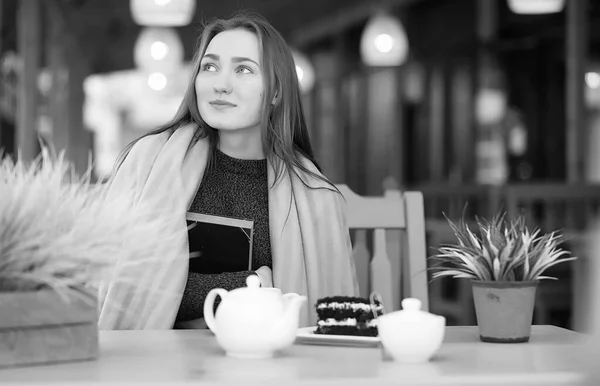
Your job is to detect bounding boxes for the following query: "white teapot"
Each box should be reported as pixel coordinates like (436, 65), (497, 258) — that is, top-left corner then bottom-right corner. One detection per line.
(377, 298), (446, 364)
(203, 275), (307, 359)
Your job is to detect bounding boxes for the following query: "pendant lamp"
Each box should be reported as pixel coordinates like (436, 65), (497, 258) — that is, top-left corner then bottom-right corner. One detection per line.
(360, 12), (408, 67)
(291, 49), (315, 94)
(507, 0), (565, 14)
(475, 88), (508, 125)
(130, 0), (196, 26)
(134, 27), (184, 73)
(585, 69), (600, 109)
(476, 54), (507, 125)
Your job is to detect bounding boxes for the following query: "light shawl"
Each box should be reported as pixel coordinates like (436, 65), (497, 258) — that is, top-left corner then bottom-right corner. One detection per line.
(97, 124), (359, 329)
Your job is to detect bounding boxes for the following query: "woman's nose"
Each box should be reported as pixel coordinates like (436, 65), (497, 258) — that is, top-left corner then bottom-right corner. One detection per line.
(213, 85), (233, 94)
(213, 74), (233, 95)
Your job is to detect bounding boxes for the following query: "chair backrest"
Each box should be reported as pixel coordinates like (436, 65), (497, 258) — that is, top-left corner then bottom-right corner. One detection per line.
(336, 184), (429, 312)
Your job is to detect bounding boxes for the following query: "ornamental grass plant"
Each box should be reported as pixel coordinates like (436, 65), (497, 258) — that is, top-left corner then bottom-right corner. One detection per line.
(0, 149), (179, 301)
(430, 213), (576, 282)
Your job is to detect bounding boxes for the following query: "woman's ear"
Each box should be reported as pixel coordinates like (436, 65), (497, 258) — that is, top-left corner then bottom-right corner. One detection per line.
(271, 91), (278, 106)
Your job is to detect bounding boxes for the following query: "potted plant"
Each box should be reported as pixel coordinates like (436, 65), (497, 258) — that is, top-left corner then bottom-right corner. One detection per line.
(0, 150), (176, 367)
(430, 213), (576, 343)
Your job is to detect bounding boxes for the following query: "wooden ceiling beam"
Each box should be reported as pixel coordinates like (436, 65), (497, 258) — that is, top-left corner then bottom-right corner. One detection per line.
(289, 0), (420, 48)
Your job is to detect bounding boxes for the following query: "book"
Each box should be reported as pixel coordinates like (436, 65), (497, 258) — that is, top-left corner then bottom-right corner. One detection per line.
(186, 212), (254, 273)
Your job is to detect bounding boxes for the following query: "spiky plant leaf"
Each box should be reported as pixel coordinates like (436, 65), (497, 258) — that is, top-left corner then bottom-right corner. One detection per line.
(428, 211), (576, 282)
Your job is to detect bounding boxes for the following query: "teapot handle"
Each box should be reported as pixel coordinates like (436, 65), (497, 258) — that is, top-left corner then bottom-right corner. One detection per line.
(203, 288), (228, 334)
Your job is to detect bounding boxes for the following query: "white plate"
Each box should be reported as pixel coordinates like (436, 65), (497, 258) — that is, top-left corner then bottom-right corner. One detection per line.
(295, 326), (380, 347)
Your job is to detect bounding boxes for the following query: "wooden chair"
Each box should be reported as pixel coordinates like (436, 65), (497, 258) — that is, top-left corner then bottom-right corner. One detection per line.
(336, 183), (429, 312)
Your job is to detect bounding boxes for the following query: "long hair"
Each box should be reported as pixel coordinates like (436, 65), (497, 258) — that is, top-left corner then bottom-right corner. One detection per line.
(115, 11), (333, 190)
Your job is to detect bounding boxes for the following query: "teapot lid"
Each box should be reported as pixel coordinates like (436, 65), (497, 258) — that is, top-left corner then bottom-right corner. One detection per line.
(245, 274), (261, 290)
(389, 298), (442, 323)
(234, 274), (262, 294)
(227, 275), (276, 302)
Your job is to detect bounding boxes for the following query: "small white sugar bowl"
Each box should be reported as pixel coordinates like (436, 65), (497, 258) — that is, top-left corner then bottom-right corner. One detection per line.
(377, 298), (446, 364)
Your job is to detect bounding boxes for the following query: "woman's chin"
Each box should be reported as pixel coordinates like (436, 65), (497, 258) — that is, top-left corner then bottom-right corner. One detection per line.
(204, 120), (255, 132)
(202, 119), (232, 131)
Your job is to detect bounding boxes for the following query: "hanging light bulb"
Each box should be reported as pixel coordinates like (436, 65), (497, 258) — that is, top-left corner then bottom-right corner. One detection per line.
(586, 72), (600, 90)
(507, 0), (565, 14)
(37, 68), (53, 97)
(134, 27), (184, 73)
(585, 65), (600, 109)
(475, 55), (508, 125)
(130, 0), (196, 26)
(291, 49), (315, 94)
(360, 12), (408, 67)
(147, 72), (168, 91)
(475, 88), (508, 125)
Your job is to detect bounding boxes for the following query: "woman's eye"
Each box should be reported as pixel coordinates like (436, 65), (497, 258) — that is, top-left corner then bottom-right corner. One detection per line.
(236, 66), (252, 74)
(201, 63), (217, 72)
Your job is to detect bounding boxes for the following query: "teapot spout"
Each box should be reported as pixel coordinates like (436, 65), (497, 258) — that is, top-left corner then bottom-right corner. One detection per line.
(271, 293), (307, 351)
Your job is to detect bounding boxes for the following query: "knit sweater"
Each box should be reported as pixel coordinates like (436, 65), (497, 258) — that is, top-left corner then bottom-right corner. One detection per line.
(175, 148), (272, 323)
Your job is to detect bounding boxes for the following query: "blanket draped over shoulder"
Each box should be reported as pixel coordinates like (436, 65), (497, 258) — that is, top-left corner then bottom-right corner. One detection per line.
(98, 124), (359, 329)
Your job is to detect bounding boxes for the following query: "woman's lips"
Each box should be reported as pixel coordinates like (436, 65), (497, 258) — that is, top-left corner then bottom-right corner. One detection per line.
(209, 100), (236, 108)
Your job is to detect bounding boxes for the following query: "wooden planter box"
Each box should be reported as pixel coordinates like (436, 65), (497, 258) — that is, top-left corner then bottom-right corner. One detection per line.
(0, 287), (98, 368)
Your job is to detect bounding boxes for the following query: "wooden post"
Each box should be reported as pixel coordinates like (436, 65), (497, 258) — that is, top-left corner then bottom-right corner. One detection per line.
(0, 0), (4, 150)
(16, 0), (42, 162)
(474, 0), (507, 185)
(343, 71), (367, 194)
(46, 1), (91, 175)
(365, 66), (402, 193)
(69, 54), (91, 175)
(449, 61), (474, 183)
(566, 0), (588, 183)
(427, 66), (445, 182)
(477, 0), (498, 44)
(47, 2), (68, 157)
(473, 0), (500, 184)
(312, 46), (345, 184)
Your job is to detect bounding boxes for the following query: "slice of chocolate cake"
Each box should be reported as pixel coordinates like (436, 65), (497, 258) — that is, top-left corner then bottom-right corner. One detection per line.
(314, 296), (383, 337)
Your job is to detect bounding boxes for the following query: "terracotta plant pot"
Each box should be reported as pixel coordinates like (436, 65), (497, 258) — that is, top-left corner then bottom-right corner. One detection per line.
(0, 287), (98, 368)
(472, 281), (538, 343)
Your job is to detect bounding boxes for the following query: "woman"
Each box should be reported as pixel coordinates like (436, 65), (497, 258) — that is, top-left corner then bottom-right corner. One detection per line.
(98, 11), (359, 330)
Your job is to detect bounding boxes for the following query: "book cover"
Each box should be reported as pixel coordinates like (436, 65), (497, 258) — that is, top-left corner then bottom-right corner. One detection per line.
(186, 212), (254, 274)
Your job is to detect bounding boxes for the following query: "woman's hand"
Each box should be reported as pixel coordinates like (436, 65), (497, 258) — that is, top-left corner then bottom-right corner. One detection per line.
(255, 266), (273, 288)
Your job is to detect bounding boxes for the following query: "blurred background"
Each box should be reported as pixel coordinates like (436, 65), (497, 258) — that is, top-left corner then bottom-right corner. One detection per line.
(1, 0), (599, 330)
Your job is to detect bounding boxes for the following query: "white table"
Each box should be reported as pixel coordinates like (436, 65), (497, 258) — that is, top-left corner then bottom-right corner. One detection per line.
(0, 326), (595, 385)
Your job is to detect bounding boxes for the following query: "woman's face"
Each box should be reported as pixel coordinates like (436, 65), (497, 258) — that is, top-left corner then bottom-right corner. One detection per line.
(195, 29), (265, 132)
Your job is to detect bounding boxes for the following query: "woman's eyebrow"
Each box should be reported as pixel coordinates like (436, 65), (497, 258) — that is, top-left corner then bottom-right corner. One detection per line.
(232, 57), (260, 67)
(202, 53), (219, 61)
(202, 54), (259, 67)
